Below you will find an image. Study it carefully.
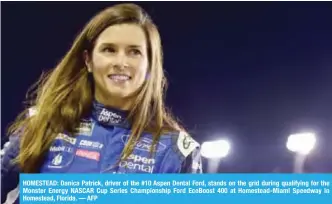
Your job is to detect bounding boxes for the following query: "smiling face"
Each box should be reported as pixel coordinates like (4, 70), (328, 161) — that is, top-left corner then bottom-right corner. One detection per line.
(85, 23), (149, 105)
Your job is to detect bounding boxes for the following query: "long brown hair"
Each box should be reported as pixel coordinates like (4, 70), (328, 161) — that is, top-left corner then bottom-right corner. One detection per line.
(8, 3), (185, 173)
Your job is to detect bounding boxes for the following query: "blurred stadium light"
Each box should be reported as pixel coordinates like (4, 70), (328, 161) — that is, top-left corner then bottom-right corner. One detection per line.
(286, 132), (317, 155)
(201, 139), (231, 173)
(286, 132), (317, 173)
(201, 139), (231, 159)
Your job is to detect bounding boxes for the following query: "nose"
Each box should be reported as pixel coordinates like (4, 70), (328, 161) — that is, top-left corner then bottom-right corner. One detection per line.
(113, 52), (128, 70)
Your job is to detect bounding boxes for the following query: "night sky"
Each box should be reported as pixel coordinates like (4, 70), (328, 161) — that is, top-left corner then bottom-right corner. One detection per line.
(1, 2), (332, 173)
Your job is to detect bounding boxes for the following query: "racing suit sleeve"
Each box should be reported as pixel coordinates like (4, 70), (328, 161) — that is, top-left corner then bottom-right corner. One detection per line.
(154, 131), (203, 173)
(180, 147), (203, 173)
(1, 135), (20, 204)
(172, 131), (203, 173)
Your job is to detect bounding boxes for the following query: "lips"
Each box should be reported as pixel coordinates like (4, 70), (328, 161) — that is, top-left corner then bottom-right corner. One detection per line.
(108, 74), (131, 82)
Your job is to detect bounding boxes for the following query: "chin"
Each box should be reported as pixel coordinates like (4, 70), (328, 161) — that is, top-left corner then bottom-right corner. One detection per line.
(107, 89), (131, 99)
(108, 92), (127, 98)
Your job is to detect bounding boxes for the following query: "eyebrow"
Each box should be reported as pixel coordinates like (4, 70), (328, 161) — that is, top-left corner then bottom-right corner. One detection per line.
(100, 43), (143, 48)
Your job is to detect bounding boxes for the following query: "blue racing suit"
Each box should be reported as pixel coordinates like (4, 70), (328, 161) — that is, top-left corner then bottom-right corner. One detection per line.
(1, 101), (202, 203)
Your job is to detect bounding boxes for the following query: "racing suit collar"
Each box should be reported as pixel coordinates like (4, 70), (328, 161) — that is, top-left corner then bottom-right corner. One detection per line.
(92, 100), (130, 128)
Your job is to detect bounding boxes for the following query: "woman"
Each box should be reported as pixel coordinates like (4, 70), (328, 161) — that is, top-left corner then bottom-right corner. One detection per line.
(1, 3), (202, 203)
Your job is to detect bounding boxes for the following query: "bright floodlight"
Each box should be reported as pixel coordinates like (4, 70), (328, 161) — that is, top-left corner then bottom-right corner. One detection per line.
(201, 139), (230, 159)
(286, 132), (317, 155)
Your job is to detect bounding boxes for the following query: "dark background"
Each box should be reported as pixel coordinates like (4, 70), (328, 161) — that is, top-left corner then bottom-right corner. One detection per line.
(1, 2), (331, 172)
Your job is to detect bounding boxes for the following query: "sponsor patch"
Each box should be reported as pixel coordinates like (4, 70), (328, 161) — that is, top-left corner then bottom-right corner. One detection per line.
(51, 154), (63, 166)
(49, 146), (73, 153)
(75, 121), (94, 136)
(76, 149), (100, 161)
(177, 132), (199, 157)
(98, 108), (123, 124)
(56, 133), (77, 145)
(79, 139), (104, 149)
(121, 135), (167, 152)
(119, 154), (155, 173)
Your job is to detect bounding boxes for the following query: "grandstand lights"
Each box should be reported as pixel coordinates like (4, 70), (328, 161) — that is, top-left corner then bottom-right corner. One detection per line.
(286, 132), (317, 173)
(286, 132), (317, 155)
(201, 139), (231, 159)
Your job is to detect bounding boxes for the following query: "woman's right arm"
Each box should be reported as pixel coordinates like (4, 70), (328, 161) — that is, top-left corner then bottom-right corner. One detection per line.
(1, 135), (20, 203)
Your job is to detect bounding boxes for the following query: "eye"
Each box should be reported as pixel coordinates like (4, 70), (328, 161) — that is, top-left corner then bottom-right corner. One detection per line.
(102, 47), (116, 53)
(129, 49), (142, 56)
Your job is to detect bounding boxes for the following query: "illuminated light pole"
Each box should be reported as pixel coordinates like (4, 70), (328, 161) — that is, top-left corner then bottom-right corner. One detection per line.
(286, 132), (317, 173)
(201, 139), (231, 173)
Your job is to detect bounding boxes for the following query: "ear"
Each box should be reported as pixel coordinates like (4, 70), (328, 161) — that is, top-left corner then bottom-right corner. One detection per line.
(83, 50), (92, 73)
